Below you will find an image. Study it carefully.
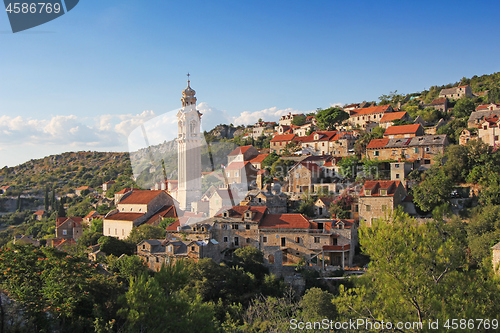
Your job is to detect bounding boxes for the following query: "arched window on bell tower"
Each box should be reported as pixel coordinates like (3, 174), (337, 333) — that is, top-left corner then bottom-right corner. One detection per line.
(190, 120), (197, 135)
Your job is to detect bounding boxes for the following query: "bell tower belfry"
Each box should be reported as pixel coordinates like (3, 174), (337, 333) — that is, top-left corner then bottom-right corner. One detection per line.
(177, 74), (202, 211)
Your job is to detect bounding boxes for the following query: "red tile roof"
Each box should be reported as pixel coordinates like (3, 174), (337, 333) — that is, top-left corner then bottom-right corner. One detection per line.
(104, 212), (145, 221)
(225, 161), (251, 170)
(115, 188), (132, 194)
(84, 211), (99, 219)
(166, 219), (180, 231)
(430, 98), (447, 105)
(271, 134), (295, 142)
(380, 111), (408, 123)
(249, 154), (269, 164)
(228, 145), (253, 156)
(351, 105), (391, 116)
(118, 190), (166, 205)
(366, 138), (389, 149)
(76, 186), (92, 190)
(260, 214), (310, 229)
(383, 124), (422, 136)
(362, 180), (401, 196)
(33, 210), (45, 216)
(145, 205), (178, 225)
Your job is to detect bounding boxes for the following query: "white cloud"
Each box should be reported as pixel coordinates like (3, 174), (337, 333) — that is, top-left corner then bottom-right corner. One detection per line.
(232, 107), (308, 125)
(114, 110), (157, 137)
(197, 102), (233, 131)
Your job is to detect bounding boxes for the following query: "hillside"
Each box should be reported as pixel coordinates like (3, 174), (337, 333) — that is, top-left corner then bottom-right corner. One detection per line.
(0, 151), (133, 196)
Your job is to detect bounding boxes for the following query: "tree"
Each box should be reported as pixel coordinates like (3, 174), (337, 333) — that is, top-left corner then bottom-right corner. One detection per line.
(98, 236), (134, 257)
(412, 166), (453, 212)
(127, 225), (165, 245)
(291, 115), (306, 126)
(159, 217), (177, 229)
(316, 107), (349, 131)
(453, 97), (475, 118)
(300, 288), (336, 321)
(261, 152), (279, 169)
(335, 209), (500, 327)
(337, 156), (359, 179)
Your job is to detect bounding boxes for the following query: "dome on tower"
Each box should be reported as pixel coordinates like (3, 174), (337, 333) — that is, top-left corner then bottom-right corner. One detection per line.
(182, 81), (196, 97)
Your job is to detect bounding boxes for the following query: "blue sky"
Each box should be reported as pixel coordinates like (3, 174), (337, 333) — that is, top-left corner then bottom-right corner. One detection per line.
(1, 0), (500, 167)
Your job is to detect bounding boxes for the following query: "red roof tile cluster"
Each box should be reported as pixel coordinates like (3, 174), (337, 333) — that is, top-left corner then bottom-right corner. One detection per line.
(249, 154), (269, 164)
(260, 214), (311, 229)
(380, 111), (409, 123)
(362, 180), (401, 196)
(115, 188), (132, 194)
(119, 190), (166, 205)
(351, 105), (391, 116)
(430, 98), (447, 105)
(228, 145), (253, 156)
(33, 210), (45, 216)
(145, 205), (178, 225)
(383, 124), (422, 136)
(56, 217), (83, 227)
(366, 138), (390, 149)
(105, 212), (145, 221)
(225, 161), (251, 170)
(271, 134), (295, 142)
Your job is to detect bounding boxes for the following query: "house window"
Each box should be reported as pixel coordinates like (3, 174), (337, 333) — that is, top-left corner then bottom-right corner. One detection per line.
(156, 257), (159, 263)
(108, 228), (110, 234)
(395, 163), (400, 168)
(62, 230), (67, 236)
(235, 172), (238, 177)
(314, 237), (320, 243)
(374, 151), (379, 156)
(122, 229), (124, 236)
(258, 198), (262, 203)
(365, 190), (371, 196)
(296, 237), (300, 243)
(191, 246), (195, 251)
(495, 136), (499, 141)
(366, 205), (371, 212)
(396, 174), (400, 179)
(227, 172), (230, 177)
(425, 147), (430, 152)
(143, 244), (146, 249)
(333, 238), (338, 245)
(281, 237), (286, 247)
(223, 236), (228, 242)
(246, 224), (250, 230)
(413, 147), (419, 153)
(232, 224), (239, 230)
(380, 189), (387, 196)
(115, 229), (117, 235)
(263, 236), (268, 243)
(246, 238), (250, 243)
(234, 237), (239, 246)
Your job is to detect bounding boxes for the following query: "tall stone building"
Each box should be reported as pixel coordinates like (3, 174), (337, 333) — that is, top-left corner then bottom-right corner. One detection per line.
(177, 76), (203, 211)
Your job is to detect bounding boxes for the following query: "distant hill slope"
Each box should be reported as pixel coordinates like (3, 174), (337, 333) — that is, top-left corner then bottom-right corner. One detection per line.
(0, 151), (133, 196)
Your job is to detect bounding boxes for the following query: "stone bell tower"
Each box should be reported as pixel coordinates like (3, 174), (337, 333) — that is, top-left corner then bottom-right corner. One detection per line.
(176, 74), (202, 211)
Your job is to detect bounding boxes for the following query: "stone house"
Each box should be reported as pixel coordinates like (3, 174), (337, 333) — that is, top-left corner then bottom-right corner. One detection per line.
(297, 131), (337, 155)
(348, 105), (393, 129)
(467, 109), (500, 128)
(225, 161), (257, 187)
(293, 123), (315, 137)
(383, 124), (424, 139)
(227, 145), (260, 164)
(379, 111), (412, 129)
(270, 134), (296, 154)
(251, 121), (275, 139)
(477, 116), (500, 147)
(239, 188), (287, 214)
(366, 134), (449, 165)
(165, 215), (213, 241)
(279, 112), (304, 126)
(328, 131), (357, 156)
(209, 188), (242, 217)
(75, 186), (93, 196)
(102, 180), (116, 192)
(313, 197), (334, 217)
(212, 206), (268, 257)
(33, 210), (47, 221)
(439, 85), (473, 99)
(358, 180), (407, 227)
(423, 98), (448, 113)
(13, 235), (39, 246)
(137, 239), (221, 271)
(288, 161), (323, 194)
(390, 161), (414, 182)
(492, 241), (500, 275)
(55, 217), (83, 240)
(249, 154), (269, 170)
(103, 190), (176, 240)
(459, 129), (477, 145)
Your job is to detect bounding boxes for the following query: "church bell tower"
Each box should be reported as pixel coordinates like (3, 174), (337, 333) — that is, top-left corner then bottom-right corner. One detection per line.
(177, 74), (202, 211)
